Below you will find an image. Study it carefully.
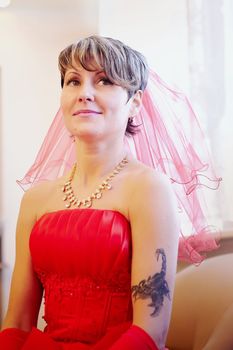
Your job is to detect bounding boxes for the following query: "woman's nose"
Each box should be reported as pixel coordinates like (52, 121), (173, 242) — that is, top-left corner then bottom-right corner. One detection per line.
(77, 84), (94, 102)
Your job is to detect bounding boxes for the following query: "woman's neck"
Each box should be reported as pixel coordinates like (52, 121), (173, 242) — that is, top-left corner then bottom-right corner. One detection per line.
(72, 138), (127, 188)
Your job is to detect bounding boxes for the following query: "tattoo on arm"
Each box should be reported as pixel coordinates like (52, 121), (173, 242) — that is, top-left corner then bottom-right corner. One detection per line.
(131, 248), (170, 317)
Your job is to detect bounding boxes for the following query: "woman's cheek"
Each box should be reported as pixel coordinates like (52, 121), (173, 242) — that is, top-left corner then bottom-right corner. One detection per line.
(63, 115), (74, 135)
(60, 89), (72, 108)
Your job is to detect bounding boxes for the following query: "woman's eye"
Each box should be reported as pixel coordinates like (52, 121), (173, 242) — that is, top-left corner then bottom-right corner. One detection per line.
(98, 77), (113, 85)
(66, 79), (80, 86)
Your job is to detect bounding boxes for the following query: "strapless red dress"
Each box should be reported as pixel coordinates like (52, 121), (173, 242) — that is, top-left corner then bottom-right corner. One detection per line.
(0, 209), (159, 349)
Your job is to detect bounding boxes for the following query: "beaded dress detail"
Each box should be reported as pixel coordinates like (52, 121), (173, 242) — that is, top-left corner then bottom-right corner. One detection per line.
(29, 208), (133, 347)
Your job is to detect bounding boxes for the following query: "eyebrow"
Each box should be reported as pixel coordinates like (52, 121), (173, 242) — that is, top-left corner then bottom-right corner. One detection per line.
(65, 69), (105, 77)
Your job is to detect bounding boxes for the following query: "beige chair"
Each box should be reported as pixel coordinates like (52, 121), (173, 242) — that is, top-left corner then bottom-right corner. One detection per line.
(166, 253), (233, 350)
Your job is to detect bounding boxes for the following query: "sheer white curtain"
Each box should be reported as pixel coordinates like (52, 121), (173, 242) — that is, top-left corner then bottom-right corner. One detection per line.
(187, 0), (233, 232)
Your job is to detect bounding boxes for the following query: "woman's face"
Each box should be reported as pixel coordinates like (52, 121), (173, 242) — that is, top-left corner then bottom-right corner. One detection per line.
(60, 63), (140, 141)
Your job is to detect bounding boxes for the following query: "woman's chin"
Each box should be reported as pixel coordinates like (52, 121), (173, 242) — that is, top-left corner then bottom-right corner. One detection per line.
(72, 127), (103, 141)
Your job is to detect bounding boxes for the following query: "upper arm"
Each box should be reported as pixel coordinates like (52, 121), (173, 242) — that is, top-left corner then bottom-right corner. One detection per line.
(129, 170), (179, 348)
(2, 189), (43, 330)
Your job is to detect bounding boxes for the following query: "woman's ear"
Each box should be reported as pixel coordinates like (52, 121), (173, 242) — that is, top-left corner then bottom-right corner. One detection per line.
(130, 90), (143, 116)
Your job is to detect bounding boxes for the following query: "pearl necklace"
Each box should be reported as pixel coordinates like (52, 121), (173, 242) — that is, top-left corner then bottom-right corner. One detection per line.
(62, 156), (128, 208)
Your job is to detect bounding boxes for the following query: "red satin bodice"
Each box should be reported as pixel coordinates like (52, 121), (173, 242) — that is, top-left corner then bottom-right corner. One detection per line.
(29, 208), (133, 344)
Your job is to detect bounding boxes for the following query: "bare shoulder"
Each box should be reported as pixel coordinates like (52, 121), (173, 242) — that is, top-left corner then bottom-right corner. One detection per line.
(127, 160), (172, 199)
(22, 180), (55, 205)
(126, 160), (177, 223)
(126, 160), (179, 256)
(20, 177), (64, 220)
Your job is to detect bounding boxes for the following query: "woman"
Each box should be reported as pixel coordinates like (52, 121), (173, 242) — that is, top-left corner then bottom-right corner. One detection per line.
(0, 36), (180, 349)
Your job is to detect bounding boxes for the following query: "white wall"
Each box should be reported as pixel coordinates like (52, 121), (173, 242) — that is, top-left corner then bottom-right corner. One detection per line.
(0, 0), (99, 316)
(99, 0), (190, 92)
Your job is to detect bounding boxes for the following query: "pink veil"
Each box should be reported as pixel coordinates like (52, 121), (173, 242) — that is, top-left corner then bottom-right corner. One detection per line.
(17, 70), (221, 264)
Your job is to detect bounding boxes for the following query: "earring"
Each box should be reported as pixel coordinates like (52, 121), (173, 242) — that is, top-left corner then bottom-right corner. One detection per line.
(69, 134), (75, 143)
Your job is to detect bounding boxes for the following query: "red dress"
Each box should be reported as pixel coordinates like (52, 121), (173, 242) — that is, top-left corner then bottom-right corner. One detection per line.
(0, 209), (158, 349)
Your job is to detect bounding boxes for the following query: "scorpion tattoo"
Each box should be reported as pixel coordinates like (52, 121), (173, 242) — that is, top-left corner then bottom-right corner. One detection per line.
(131, 248), (170, 317)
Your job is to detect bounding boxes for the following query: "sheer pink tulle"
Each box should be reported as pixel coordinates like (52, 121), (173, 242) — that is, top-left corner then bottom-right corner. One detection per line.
(17, 70), (221, 264)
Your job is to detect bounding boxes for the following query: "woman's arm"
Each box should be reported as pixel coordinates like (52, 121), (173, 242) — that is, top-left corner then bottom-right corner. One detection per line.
(1, 189), (43, 331)
(203, 302), (233, 350)
(107, 170), (179, 350)
(128, 170), (179, 349)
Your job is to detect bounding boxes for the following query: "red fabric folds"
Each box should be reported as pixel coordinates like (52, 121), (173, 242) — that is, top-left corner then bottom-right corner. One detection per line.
(0, 328), (28, 350)
(21, 328), (62, 350)
(16, 70), (222, 263)
(107, 325), (159, 350)
(0, 325), (160, 350)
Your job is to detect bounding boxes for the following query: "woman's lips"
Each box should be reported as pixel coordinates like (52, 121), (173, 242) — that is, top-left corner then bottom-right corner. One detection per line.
(73, 109), (102, 116)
